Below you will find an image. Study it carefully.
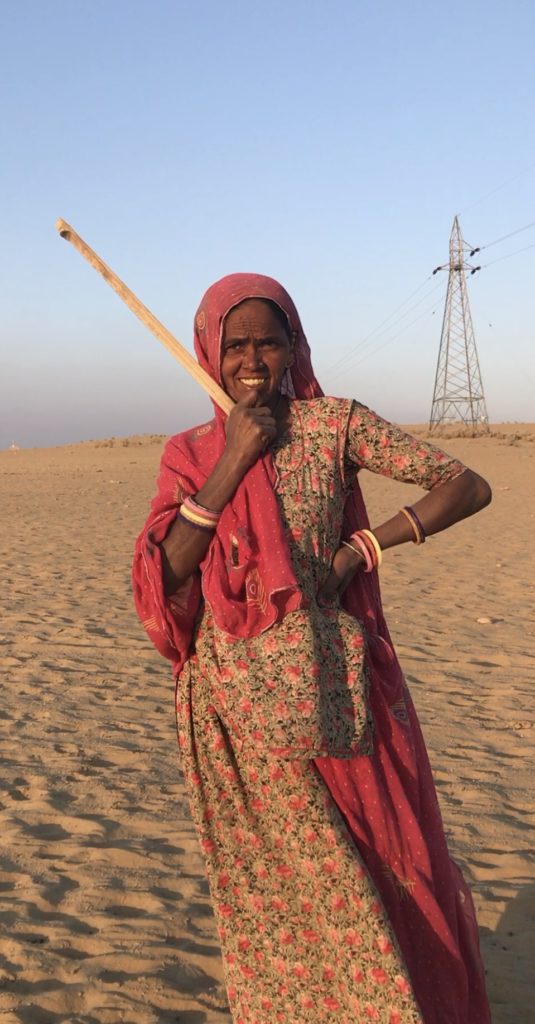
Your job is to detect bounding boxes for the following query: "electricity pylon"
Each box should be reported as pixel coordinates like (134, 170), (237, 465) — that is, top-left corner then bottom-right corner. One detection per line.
(429, 216), (489, 432)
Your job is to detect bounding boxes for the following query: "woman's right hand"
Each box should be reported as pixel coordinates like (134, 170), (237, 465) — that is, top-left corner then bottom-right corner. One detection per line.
(317, 545), (365, 605)
(224, 391), (278, 470)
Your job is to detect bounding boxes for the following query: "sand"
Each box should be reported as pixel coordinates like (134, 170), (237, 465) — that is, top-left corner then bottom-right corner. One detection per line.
(0, 424), (533, 1024)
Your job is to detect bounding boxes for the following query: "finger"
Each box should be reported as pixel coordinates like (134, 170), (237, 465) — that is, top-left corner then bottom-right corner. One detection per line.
(337, 565), (358, 595)
(317, 569), (340, 604)
(245, 410), (277, 438)
(247, 404), (276, 424)
(236, 389), (261, 409)
(260, 423), (278, 448)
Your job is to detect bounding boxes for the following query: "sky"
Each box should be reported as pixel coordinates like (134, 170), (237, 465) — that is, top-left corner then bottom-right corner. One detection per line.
(1, 0), (534, 448)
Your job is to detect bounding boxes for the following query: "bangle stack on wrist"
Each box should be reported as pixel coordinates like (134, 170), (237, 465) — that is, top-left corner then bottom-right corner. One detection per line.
(342, 529), (382, 572)
(399, 506), (426, 545)
(178, 495), (221, 532)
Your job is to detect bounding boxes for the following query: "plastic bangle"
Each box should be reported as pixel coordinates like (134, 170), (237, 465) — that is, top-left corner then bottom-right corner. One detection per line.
(399, 506), (421, 544)
(400, 506), (425, 545)
(178, 502), (218, 531)
(356, 530), (378, 566)
(188, 495), (221, 519)
(360, 529), (383, 567)
(182, 495), (220, 525)
(406, 506), (426, 543)
(176, 510), (216, 532)
(346, 534), (375, 573)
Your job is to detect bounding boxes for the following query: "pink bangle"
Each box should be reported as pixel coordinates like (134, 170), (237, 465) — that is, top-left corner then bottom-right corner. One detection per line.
(346, 533), (374, 573)
(189, 495), (220, 519)
(360, 528), (383, 567)
(179, 495), (221, 531)
(355, 530), (377, 567)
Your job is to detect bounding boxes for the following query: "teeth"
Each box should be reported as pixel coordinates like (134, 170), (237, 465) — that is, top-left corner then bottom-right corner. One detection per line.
(240, 378), (266, 386)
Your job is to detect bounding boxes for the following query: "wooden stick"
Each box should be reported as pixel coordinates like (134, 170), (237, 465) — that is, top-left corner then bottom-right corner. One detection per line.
(55, 219), (234, 415)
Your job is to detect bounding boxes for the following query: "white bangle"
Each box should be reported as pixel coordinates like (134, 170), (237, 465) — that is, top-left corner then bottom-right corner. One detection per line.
(341, 541), (366, 561)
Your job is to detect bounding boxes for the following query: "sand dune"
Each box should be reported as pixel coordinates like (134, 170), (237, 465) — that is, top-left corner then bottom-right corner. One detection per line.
(1, 425), (533, 1023)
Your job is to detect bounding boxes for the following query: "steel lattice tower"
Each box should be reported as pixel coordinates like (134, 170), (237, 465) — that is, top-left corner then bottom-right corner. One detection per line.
(429, 216), (489, 432)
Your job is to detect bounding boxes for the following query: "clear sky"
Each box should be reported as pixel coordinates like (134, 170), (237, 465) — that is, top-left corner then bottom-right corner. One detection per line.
(1, 0), (534, 448)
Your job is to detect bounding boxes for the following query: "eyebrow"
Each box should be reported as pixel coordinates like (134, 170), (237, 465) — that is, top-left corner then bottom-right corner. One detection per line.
(223, 333), (283, 345)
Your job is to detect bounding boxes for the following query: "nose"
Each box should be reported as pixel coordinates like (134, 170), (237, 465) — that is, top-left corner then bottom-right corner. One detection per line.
(242, 341), (265, 368)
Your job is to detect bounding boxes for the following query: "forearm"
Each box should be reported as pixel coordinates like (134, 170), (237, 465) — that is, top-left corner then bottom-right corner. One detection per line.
(372, 469), (492, 551)
(161, 392), (283, 595)
(161, 450), (250, 595)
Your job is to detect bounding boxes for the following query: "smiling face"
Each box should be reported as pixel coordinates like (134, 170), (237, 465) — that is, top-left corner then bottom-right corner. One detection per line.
(220, 298), (293, 409)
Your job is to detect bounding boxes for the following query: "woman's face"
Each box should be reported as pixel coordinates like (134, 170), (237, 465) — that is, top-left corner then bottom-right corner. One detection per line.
(220, 299), (292, 409)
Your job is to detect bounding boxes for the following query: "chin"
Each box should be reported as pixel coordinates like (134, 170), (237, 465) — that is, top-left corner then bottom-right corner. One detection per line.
(238, 386), (272, 403)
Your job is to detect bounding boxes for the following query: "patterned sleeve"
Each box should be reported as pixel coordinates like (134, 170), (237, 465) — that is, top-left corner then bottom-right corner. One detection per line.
(345, 401), (467, 489)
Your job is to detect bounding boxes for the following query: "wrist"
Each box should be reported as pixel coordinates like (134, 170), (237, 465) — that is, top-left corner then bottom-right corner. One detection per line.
(341, 541), (366, 565)
(195, 450), (251, 513)
(219, 446), (256, 478)
(344, 530), (382, 572)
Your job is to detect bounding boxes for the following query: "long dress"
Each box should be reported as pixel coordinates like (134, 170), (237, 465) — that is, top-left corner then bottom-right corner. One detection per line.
(134, 397), (490, 1024)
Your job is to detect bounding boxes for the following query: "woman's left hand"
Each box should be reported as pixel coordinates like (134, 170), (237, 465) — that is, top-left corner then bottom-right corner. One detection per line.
(317, 545), (365, 605)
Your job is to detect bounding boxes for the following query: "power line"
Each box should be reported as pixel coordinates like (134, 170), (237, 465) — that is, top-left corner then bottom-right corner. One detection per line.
(348, 296), (444, 369)
(433, 214), (535, 278)
(325, 209), (535, 387)
(459, 162), (535, 216)
(327, 289), (444, 382)
(469, 218), (535, 256)
(324, 277), (443, 383)
(349, 279), (444, 358)
(482, 239), (535, 268)
(323, 275), (434, 378)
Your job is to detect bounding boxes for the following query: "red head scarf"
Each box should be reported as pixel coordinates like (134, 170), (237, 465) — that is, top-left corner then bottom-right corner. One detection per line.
(193, 273), (322, 402)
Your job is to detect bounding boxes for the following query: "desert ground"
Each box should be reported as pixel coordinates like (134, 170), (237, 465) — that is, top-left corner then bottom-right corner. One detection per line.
(1, 423), (533, 1024)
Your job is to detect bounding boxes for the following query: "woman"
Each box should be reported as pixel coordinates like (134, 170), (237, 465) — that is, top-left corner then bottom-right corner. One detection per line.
(133, 273), (492, 1024)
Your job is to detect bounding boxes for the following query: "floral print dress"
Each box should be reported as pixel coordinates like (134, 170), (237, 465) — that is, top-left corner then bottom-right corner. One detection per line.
(173, 398), (479, 1024)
